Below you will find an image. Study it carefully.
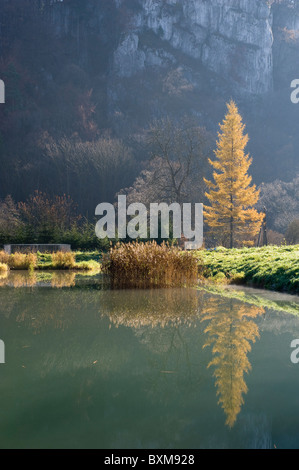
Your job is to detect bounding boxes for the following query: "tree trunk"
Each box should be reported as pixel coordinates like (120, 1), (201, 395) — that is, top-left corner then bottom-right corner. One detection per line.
(230, 194), (233, 249)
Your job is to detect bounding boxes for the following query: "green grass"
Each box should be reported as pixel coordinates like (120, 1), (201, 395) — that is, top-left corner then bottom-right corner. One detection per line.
(195, 245), (299, 294)
(35, 252), (101, 271)
(74, 251), (103, 263)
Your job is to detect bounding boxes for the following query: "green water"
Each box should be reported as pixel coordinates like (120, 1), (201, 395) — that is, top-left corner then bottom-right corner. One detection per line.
(1, 272), (299, 449)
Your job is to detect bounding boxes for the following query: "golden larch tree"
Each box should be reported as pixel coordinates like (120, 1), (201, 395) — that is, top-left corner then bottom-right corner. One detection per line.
(204, 100), (264, 248)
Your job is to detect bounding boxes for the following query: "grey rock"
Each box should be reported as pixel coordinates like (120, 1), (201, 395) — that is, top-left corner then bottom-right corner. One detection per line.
(112, 0), (274, 94)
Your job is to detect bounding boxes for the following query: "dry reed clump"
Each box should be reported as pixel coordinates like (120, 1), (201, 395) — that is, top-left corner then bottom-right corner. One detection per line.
(0, 250), (37, 270)
(0, 262), (8, 275)
(102, 241), (199, 289)
(0, 251), (10, 265)
(8, 252), (37, 270)
(51, 252), (76, 269)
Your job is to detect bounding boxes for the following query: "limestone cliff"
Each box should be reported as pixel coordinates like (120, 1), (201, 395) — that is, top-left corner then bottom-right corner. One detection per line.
(272, 1), (299, 88)
(113, 0), (274, 95)
(38, 0), (299, 182)
(46, 0), (299, 96)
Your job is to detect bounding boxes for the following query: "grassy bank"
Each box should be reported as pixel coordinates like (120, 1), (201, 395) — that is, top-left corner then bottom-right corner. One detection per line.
(1, 245), (298, 295)
(197, 245), (299, 294)
(37, 251), (101, 271)
(0, 251), (102, 272)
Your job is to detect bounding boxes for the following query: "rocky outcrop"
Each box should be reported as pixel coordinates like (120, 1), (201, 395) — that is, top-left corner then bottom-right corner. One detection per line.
(272, 1), (299, 88)
(46, 0), (299, 96)
(113, 0), (274, 95)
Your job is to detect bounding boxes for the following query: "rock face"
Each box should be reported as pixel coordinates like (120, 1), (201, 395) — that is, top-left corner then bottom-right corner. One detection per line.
(272, 1), (299, 88)
(46, 0), (299, 96)
(113, 0), (274, 95)
(40, 0), (299, 183)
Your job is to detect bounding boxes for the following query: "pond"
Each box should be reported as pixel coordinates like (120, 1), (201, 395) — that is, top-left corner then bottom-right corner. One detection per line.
(0, 271), (299, 449)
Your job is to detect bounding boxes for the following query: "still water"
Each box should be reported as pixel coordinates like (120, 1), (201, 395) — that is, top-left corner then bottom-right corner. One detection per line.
(0, 271), (299, 449)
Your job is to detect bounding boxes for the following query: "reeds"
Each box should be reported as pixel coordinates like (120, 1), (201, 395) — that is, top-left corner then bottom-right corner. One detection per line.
(102, 241), (199, 289)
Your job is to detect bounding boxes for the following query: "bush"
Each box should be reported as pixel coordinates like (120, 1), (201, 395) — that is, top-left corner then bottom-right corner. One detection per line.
(51, 252), (76, 269)
(0, 251), (10, 264)
(0, 262), (8, 274)
(8, 253), (37, 270)
(102, 241), (199, 289)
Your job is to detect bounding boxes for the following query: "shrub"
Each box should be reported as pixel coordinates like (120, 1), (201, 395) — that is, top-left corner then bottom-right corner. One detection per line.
(8, 253), (37, 270)
(0, 251), (37, 270)
(102, 241), (199, 289)
(0, 262), (8, 274)
(0, 251), (10, 264)
(51, 252), (76, 269)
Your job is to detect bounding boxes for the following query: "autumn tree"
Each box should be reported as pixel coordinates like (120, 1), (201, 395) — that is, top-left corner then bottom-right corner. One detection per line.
(204, 101), (263, 248)
(0, 196), (22, 243)
(18, 191), (80, 243)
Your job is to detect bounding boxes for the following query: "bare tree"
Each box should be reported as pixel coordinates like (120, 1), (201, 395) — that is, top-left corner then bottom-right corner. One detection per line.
(257, 174), (299, 233)
(39, 134), (136, 214)
(0, 196), (21, 238)
(146, 116), (210, 204)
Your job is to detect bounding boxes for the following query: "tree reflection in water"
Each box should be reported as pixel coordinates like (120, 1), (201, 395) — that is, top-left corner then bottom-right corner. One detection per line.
(200, 298), (265, 428)
(0, 274), (266, 427)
